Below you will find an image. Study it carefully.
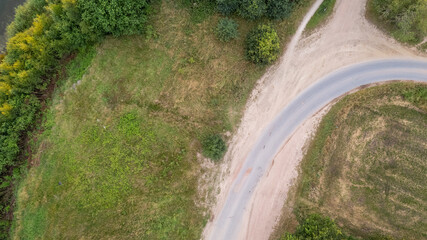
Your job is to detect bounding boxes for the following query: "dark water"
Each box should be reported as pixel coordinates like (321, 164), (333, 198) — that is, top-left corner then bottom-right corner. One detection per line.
(0, 0), (26, 51)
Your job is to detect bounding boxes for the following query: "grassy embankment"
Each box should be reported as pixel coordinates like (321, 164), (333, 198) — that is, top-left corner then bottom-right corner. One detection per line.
(11, 0), (316, 238)
(366, 0), (427, 49)
(272, 82), (427, 239)
(305, 0), (336, 31)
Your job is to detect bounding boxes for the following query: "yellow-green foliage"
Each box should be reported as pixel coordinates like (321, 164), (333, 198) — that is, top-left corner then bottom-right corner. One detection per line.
(1, 14), (53, 93)
(245, 24), (280, 64)
(0, 102), (12, 116)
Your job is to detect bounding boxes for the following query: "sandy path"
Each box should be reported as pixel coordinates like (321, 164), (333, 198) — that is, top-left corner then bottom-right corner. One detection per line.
(203, 0), (425, 239)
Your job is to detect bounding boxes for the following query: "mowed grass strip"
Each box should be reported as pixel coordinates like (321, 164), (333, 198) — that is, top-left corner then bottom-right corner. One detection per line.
(282, 82), (427, 240)
(305, 0), (336, 31)
(12, 0), (316, 239)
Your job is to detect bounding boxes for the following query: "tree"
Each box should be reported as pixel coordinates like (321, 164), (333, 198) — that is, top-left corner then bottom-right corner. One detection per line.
(78, 0), (150, 36)
(237, 0), (267, 20)
(6, 0), (48, 38)
(245, 24), (280, 64)
(266, 0), (294, 20)
(216, 18), (239, 42)
(217, 0), (239, 15)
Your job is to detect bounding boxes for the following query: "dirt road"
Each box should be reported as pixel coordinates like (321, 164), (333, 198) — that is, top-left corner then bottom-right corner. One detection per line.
(202, 0), (426, 239)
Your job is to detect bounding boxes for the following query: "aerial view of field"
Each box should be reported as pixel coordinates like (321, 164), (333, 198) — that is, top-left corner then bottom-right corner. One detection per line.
(0, 0), (426, 239)
(273, 82), (427, 239)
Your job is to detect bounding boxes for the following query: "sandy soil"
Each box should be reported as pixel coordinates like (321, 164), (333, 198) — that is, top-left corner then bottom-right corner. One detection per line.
(202, 0), (425, 239)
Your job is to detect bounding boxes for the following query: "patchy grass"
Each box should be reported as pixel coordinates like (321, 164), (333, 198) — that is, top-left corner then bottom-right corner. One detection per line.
(11, 0), (316, 238)
(306, 0), (336, 31)
(366, 0), (426, 45)
(418, 41), (427, 52)
(274, 82), (427, 240)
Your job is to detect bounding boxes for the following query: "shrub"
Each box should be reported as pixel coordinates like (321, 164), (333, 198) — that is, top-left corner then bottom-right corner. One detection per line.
(237, 0), (267, 20)
(295, 214), (347, 239)
(217, 0), (239, 15)
(202, 134), (227, 161)
(282, 214), (355, 240)
(403, 87), (427, 106)
(216, 18), (239, 42)
(78, 0), (150, 36)
(266, 0), (294, 20)
(245, 24), (280, 64)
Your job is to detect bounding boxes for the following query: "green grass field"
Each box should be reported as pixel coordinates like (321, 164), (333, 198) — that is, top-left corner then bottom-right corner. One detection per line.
(11, 0), (316, 238)
(273, 82), (427, 240)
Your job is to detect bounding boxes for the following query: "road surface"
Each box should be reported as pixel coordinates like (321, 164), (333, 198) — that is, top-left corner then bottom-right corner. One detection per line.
(207, 59), (427, 240)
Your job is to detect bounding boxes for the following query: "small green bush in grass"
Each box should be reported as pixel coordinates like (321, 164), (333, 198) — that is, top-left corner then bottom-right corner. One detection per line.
(216, 18), (239, 42)
(403, 87), (427, 106)
(202, 134), (226, 161)
(245, 24), (280, 64)
(281, 214), (355, 240)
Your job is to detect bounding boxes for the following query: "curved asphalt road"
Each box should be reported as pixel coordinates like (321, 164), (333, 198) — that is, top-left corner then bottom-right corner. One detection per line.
(207, 59), (427, 240)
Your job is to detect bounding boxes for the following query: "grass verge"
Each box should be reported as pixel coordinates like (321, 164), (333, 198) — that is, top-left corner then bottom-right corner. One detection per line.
(305, 0), (336, 31)
(273, 82), (427, 240)
(365, 0), (426, 45)
(11, 0), (317, 238)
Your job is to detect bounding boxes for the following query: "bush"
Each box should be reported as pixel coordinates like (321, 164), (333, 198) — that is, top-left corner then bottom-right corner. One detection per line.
(282, 214), (355, 240)
(266, 0), (294, 20)
(245, 24), (280, 64)
(78, 0), (150, 36)
(217, 0), (239, 15)
(216, 18), (239, 42)
(237, 0), (267, 20)
(202, 134), (227, 161)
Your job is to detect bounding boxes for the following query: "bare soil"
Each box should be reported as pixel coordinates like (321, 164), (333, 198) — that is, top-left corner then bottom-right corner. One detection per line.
(203, 0), (426, 239)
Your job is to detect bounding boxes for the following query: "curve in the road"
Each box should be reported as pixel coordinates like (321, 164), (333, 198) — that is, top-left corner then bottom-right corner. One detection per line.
(207, 59), (427, 240)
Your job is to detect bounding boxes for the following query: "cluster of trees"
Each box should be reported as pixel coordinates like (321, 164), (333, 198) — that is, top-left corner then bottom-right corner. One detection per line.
(217, 0), (298, 20)
(0, 0), (151, 235)
(371, 0), (427, 43)
(215, 0), (295, 64)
